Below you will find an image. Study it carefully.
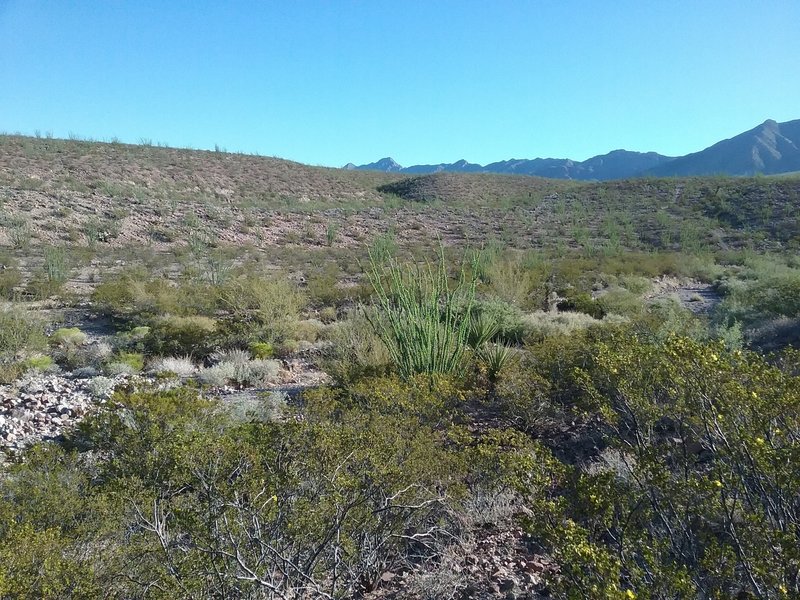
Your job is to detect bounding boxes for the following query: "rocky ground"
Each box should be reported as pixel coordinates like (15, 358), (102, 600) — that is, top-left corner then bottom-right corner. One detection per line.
(0, 361), (329, 463)
(0, 373), (121, 461)
(646, 275), (722, 314)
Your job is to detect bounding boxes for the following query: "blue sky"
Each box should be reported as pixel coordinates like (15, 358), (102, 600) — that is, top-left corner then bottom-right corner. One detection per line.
(1, 1), (798, 167)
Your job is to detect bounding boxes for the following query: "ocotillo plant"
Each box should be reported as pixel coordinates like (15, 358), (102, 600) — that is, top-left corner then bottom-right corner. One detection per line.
(365, 245), (477, 379)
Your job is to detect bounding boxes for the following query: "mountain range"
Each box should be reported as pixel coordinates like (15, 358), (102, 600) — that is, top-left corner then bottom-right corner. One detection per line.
(344, 118), (800, 180)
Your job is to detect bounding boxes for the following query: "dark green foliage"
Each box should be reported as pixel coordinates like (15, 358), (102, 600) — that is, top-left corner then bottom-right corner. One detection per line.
(143, 314), (218, 359)
(0, 265), (21, 299)
(1, 382), (553, 598)
(557, 290), (607, 319)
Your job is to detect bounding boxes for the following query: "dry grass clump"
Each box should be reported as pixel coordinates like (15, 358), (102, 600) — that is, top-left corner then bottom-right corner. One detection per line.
(198, 348), (281, 387)
(521, 310), (603, 339)
(148, 355), (197, 378)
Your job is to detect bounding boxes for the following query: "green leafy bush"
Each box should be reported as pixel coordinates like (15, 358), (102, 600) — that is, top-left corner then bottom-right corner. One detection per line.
(50, 327), (87, 347)
(0, 264), (21, 299)
(0, 307), (46, 363)
(110, 351), (144, 372)
(545, 335), (800, 597)
(144, 315), (218, 358)
(248, 340), (274, 359)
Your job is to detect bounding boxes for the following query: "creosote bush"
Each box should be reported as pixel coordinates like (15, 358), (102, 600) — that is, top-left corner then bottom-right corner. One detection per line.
(1, 384), (555, 598)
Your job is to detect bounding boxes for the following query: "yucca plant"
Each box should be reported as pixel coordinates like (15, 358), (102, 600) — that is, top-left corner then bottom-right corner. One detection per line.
(467, 311), (501, 349)
(476, 342), (518, 383)
(365, 245), (477, 379)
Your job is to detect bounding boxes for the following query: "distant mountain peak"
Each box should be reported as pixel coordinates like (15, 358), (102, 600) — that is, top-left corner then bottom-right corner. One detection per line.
(358, 157), (403, 172)
(347, 118), (800, 180)
(646, 118), (800, 177)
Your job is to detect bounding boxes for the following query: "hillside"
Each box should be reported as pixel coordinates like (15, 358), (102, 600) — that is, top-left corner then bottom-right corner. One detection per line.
(1, 134), (799, 263)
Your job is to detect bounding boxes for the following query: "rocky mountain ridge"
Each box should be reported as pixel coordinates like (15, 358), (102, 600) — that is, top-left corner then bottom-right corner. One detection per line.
(347, 118), (800, 180)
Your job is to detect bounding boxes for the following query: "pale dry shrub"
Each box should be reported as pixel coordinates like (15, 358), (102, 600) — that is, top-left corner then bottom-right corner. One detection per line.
(203, 350), (280, 386)
(148, 355), (197, 377)
(245, 359), (280, 386)
(197, 361), (236, 387)
(81, 341), (113, 366)
(522, 310), (602, 340)
(87, 375), (115, 399)
(105, 361), (137, 376)
(402, 542), (472, 600)
(461, 488), (520, 527)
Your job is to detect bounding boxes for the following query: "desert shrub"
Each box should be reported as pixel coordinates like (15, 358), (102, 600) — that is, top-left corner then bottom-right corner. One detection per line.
(246, 358), (281, 385)
(617, 274), (651, 294)
(470, 298), (527, 344)
(147, 355), (197, 378)
(91, 270), (144, 316)
(0, 447), (107, 598)
(744, 274), (800, 318)
(714, 319), (745, 351)
(540, 335), (800, 597)
(306, 263), (350, 306)
(222, 390), (290, 423)
(111, 351), (144, 372)
(557, 290), (607, 319)
(81, 341), (113, 365)
(521, 310), (603, 341)
(49, 327), (96, 370)
(104, 361), (136, 376)
(0, 307), (46, 361)
(292, 318), (324, 342)
(217, 274), (305, 342)
(639, 298), (707, 342)
(21, 354), (56, 374)
(595, 287), (644, 316)
(483, 256), (543, 309)
(39, 387), (496, 598)
(86, 375), (115, 399)
(203, 349), (281, 387)
(93, 271), (215, 319)
(322, 309), (391, 384)
(490, 354), (557, 433)
(0, 264), (22, 299)
(318, 305), (337, 323)
(144, 314), (218, 358)
(196, 361), (236, 387)
(276, 338), (300, 357)
(50, 327), (87, 347)
(248, 340), (274, 359)
(110, 325), (150, 353)
(305, 374), (464, 425)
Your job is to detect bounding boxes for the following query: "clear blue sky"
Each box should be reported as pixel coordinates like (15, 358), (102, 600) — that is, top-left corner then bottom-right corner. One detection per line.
(1, 1), (799, 167)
